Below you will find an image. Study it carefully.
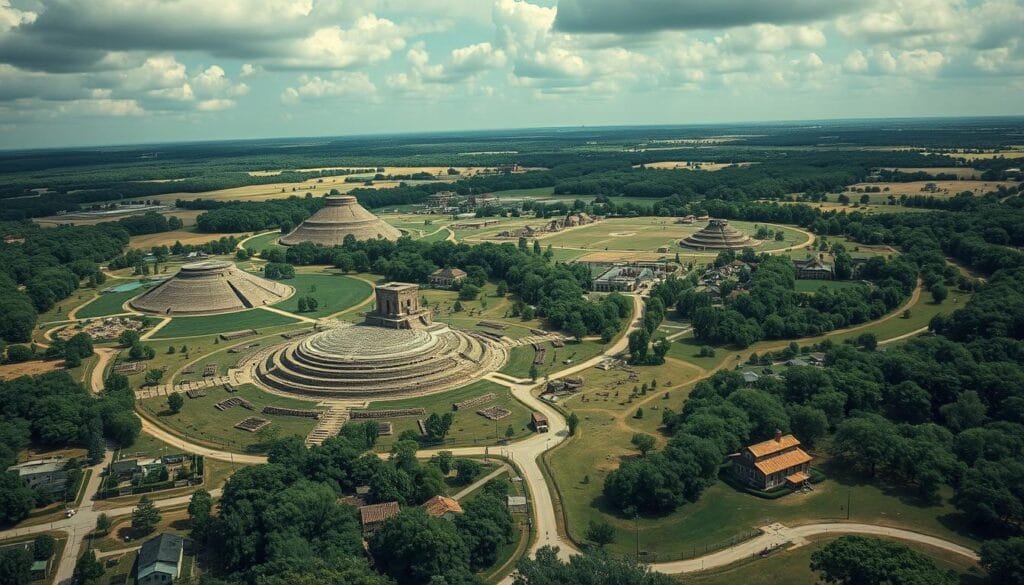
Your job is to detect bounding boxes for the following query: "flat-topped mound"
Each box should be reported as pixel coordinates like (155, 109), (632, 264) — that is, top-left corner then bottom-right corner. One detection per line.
(130, 261), (293, 315)
(680, 219), (757, 250)
(253, 322), (507, 400)
(280, 195), (401, 246)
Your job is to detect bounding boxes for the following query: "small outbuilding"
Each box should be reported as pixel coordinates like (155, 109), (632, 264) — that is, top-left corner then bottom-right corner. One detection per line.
(137, 533), (184, 585)
(421, 495), (464, 520)
(359, 501), (400, 535)
(531, 412), (549, 433)
(429, 267), (468, 288)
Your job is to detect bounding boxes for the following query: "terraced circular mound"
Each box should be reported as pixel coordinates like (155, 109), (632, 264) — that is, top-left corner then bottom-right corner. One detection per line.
(679, 219), (757, 250)
(130, 261), (293, 315)
(280, 195), (402, 246)
(253, 323), (507, 399)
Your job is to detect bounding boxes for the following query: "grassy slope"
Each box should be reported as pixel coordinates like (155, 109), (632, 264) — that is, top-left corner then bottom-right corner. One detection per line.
(271, 273), (372, 317)
(150, 309), (299, 339)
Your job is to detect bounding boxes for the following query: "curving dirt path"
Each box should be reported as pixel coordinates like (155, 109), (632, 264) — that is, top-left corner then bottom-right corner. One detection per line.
(89, 348), (120, 394)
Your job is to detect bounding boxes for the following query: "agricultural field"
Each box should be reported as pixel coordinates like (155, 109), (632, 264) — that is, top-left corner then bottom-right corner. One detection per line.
(881, 166), (983, 179)
(138, 383), (319, 452)
(633, 161), (755, 171)
(844, 180), (1017, 198)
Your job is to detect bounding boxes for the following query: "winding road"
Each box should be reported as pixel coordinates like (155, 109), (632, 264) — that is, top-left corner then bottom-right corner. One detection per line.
(0, 290), (975, 584)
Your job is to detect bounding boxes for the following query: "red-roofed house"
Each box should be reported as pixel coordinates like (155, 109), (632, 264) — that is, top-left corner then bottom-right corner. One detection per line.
(421, 495), (463, 519)
(359, 501), (400, 535)
(730, 431), (812, 491)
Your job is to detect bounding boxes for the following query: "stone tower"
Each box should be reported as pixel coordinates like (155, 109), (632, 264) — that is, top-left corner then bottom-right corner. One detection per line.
(365, 282), (432, 329)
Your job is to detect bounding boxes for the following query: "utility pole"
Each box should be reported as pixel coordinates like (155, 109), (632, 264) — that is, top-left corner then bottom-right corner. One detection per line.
(847, 489), (851, 520)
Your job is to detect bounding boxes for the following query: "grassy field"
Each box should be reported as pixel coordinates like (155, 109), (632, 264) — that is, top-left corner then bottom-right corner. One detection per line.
(682, 535), (981, 585)
(364, 380), (534, 450)
(467, 218), (810, 256)
(271, 273), (372, 317)
(75, 290), (143, 318)
(500, 345), (539, 378)
(37, 288), (98, 323)
(138, 383), (319, 452)
(150, 309), (299, 339)
(844, 180), (1017, 198)
(243, 231), (284, 253)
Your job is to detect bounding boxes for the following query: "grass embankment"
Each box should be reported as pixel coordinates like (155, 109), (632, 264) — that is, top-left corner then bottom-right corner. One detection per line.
(681, 535), (981, 585)
(270, 273), (372, 318)
(75, 290), (141, 319)
(138, 383), (318, 452)
(364, 380), (534, 450)
(149, 309), (299, 339)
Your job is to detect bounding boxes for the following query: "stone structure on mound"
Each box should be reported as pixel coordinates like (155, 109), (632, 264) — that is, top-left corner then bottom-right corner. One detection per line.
(130, 261), (292, 315)
(679, 219), (756, 250)
(252, 283), (507, 400)
(280, 195), (401, 246)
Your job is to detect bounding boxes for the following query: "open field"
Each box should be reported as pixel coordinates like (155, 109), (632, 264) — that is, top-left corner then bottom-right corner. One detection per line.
(882, 167), (983, 179)
(365, 380), (534, 449)
(148, 309), (300, 339)
(845, 180), (1017, 197)
(242, 231), (284, 253)
(466, 218), (811, 255)
(271, 273), (372, 317)
(938, 150), (1024, 161)
(75, 290), (143, 318)
(146, 175), (446, 204)
(0, 359), (63, 381)
(128, 228), (248, 249)
(37, 288), (99, 323)
(681, 535), (981, 585)
(138, 383), (319, 452)
(633, 161), (755, 171)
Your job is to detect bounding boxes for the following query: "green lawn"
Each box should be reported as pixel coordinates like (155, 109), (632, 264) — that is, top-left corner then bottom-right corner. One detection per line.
(666, 337), (730, 371)
(681, 535), (981, 585)
(38, 289), (97, 323)
(76, 290), (142, 318)
(150, 309), (299, 339)
(243, 231), (284, 253)
(364, 380), (535, 450)
(549, 435), (980, 561)
(271, 273), (372, 317)
(138, 383), (319, 452)
(500, 345), (539, 378)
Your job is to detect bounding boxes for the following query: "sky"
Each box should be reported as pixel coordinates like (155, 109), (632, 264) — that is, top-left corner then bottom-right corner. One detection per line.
(1, 0), (1022, 149)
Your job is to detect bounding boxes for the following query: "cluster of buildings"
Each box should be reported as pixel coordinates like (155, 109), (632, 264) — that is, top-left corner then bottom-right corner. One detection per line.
(496, 212), (599, 239)
(106, 454), (194, 495)
(358, 494), (464, 535)
(589, 260), (678, 292)
(6, 458), (73, 497)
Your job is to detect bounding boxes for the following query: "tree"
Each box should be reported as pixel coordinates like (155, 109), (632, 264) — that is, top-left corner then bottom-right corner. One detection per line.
(368, 508), (474, 585)
(0, 471), (35, 524)
(118, 330), (140, 347)
(131, 495), (161, 534)
(980, 537), (1024, 585)
(0, 547), (31, 585)
(505, 425), (515, 439)
(297, 297), (308, 313)
(630, 433), (656, 457)
(32, 535), (55, 560)
(453, 300), (464, 312)
(566, 412), (579, 436)
(433, 451), (454, 475)
(529, 364), (539, 381)
(788, 405), (829, 446)
(496, 281), (508, 297)
(810, 535), (955, 585)
(144, 369), (163, 386)
(73, 549), (104, 584)
(454, 492), (514, 570)
(95, 513), (111, 535)
(513, 545), (675, 585)
(585, 520), (615, 548)
(167, 392), (184, 414)
(454, 458), (483, 485)
(926, 279), (950, 305)
(458, 284), (480, 301)
(424, 412), (454, 440)
(188, 489), (213, 542)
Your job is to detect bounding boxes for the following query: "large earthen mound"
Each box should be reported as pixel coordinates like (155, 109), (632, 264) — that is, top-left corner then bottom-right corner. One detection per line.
(680, 219), (756, 250)
(130, 261), (292, 315)
(280, 195), (401, 246)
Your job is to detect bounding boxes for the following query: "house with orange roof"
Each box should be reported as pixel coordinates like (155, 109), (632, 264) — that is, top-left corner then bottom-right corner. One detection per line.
(421, 495), (463, 520)
(730, 431), (812, 491)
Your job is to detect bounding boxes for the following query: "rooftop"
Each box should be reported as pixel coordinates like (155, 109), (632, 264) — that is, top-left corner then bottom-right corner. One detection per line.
(754, 448), (813, 475)
(746, 434), (802, 458)
(359, 501), (400, 525)
(422, 495), (463, 517)
(138, 533), (183, 571)
(8, 458), (67, 475)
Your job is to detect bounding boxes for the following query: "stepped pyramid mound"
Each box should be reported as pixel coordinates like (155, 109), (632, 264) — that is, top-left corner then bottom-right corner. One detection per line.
(130, 261), (293, 315)
(253, 283), (507, 400)
(280, 195), (401, 246)
(680, 219), (756, 250)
